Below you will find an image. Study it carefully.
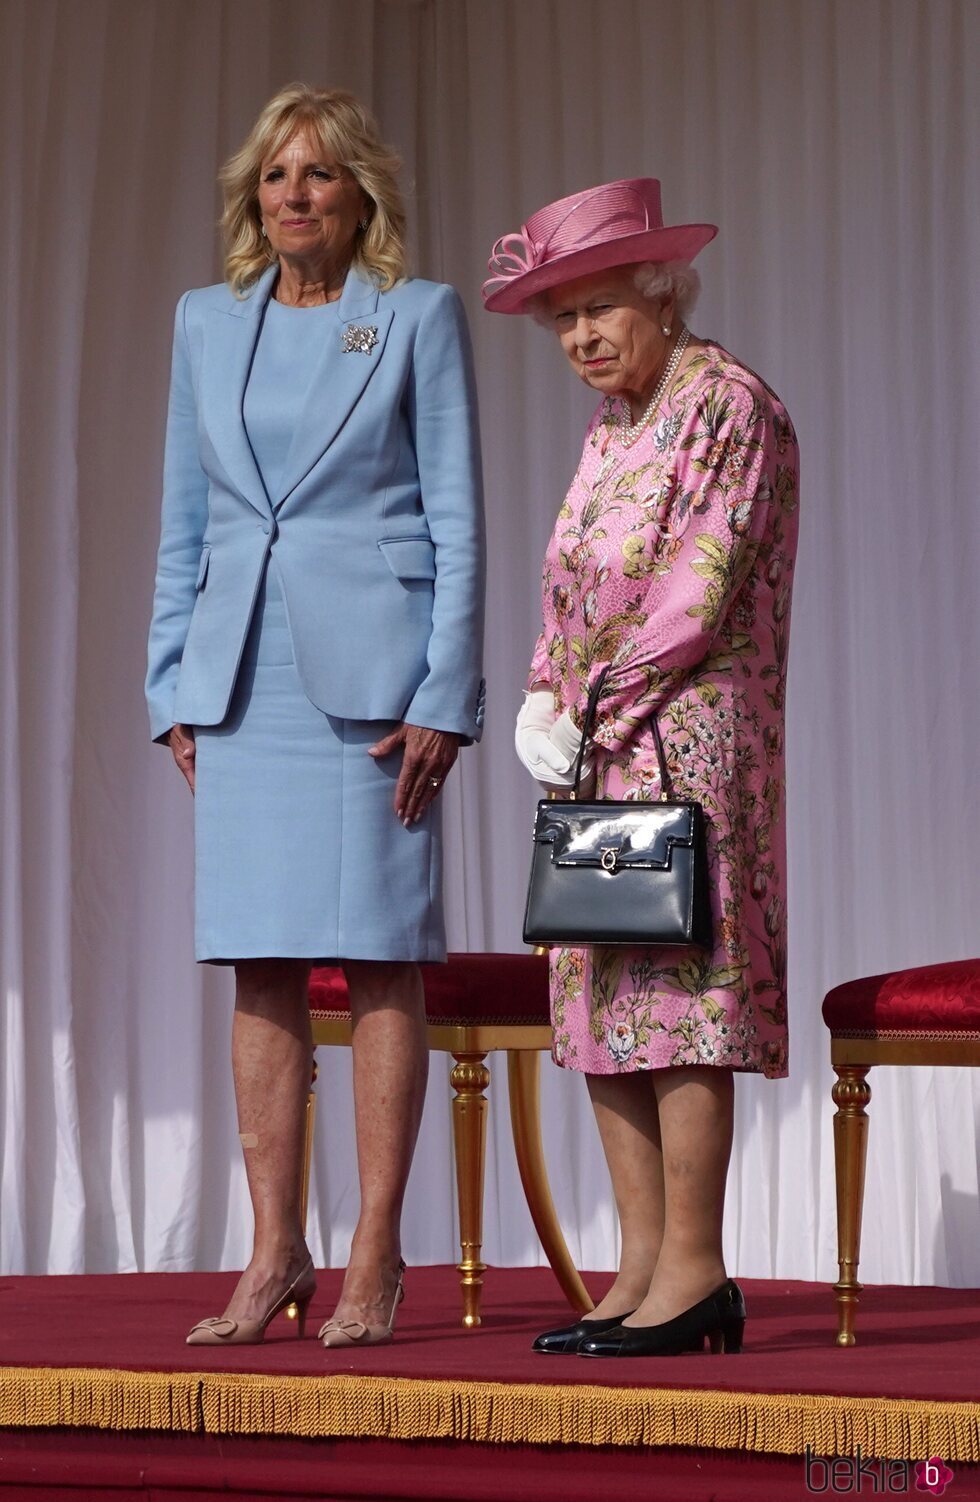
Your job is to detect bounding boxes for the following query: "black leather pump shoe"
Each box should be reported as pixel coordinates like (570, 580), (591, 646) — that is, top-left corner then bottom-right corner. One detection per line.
(578, 1280), (746, 1358)
(532, 1311), (637, 1355)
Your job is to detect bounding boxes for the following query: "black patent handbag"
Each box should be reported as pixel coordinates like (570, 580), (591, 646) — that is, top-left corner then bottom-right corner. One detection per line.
(522, 670), (713, 949)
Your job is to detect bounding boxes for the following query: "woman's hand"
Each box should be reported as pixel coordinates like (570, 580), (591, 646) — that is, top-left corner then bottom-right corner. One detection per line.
(369, 723), (460, 825)
(168, 723), (196, 793)
(515, 689), (592, 788)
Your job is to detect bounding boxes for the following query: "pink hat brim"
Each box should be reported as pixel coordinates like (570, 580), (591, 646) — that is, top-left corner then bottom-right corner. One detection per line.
(483, 222), (717, 315)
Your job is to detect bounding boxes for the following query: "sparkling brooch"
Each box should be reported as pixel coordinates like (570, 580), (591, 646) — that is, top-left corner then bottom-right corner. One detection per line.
(341, 323), (379, 354)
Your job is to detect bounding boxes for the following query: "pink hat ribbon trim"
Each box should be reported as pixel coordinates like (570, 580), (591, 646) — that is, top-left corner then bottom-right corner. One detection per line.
(483, 230), (541, 287)
(483, 185), (652, 300)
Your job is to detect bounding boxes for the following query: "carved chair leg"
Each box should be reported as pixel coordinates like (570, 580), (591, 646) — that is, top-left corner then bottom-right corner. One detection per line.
(507, 1050), (593, 1315)
(450, 1051), (490, 1328)
(299, 1069), (317, 1228)
(832, 1064), (871, 1347)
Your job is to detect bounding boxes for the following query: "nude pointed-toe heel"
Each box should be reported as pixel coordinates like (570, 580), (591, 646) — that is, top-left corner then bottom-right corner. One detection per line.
(186, 1257), (317, 1346)
(318, 1259), (406, 1350)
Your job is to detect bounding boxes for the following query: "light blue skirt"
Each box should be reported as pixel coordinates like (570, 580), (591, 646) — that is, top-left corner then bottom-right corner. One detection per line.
(192, 565), (445, 965)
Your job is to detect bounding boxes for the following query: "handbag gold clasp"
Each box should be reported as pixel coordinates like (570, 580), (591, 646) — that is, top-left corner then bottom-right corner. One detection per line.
(600, 846), (620, 872)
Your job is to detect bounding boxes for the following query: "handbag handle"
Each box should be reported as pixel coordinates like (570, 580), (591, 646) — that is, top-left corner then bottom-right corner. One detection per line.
(571, 666), (674, 801)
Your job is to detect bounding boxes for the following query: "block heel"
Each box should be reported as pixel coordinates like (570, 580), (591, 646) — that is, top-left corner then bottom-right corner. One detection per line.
(579, 1279), (747, 1358)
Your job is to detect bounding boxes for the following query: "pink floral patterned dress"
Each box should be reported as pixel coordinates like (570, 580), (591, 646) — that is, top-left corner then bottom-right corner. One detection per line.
(530, 342), (799, 1078)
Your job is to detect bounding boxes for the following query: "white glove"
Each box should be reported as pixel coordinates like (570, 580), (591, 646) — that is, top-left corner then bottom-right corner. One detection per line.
(515, 689), (592, 787)
(549, 709), (586, 768)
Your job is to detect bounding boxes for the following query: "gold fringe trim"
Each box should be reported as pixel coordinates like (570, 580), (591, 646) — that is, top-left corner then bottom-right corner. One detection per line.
(2, 1366), (979, 1461)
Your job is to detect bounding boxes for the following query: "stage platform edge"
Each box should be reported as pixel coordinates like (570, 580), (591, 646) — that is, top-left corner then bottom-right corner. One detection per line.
(2, 1364), (979, 1464)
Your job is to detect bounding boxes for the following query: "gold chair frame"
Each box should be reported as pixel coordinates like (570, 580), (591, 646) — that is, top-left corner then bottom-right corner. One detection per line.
(303, 1014), (593, 1328)
(831, 1031), (980, 1347)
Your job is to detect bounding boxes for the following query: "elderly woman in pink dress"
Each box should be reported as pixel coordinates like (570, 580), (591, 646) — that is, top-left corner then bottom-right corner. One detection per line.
(483, 180), (799, 1358)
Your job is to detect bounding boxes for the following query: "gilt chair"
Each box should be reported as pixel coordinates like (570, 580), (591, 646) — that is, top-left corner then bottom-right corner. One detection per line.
(302, 951), (592, 1328)
(822, 957), (980, 1346)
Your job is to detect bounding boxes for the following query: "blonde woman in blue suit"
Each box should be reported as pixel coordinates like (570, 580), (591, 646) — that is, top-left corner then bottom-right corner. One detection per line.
(146, 85), (485, 1351)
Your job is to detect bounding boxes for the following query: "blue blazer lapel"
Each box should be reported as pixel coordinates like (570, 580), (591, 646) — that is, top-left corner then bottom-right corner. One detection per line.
(201, 266), (277, 519)
(275, 266), (394, 510)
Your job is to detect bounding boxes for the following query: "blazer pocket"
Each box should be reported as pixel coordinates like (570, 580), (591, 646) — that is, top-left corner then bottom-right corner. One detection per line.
(195, 545), (211, 590)
(377, 536), (436, 582)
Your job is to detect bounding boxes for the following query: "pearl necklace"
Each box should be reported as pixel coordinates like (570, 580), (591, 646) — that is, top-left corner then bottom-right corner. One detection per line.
(619, 327), (691, 446)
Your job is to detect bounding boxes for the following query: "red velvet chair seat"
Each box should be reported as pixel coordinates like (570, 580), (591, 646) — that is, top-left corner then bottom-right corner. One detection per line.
(309, 951), (550, 1027)
(823, 957), (980, 1346)
(822, 957), (980, 1039)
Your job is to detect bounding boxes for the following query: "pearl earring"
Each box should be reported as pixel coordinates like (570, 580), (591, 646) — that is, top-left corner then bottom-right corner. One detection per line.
(260, 225), (268, 238)
(661, 323), (671, 336)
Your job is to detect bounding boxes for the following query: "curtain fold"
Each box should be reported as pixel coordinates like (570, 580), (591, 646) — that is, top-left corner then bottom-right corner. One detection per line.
(1, 0), (978, 1285)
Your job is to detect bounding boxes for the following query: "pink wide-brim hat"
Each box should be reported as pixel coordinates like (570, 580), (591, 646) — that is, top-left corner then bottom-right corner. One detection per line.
(482, 178), (717, 315)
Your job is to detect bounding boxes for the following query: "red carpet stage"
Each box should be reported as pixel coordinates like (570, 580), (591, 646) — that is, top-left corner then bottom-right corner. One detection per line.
(1, 1267), (978, 1499)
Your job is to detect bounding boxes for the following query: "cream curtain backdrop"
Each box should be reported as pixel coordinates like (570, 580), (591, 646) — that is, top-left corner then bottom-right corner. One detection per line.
(2, 0), (978, 1284)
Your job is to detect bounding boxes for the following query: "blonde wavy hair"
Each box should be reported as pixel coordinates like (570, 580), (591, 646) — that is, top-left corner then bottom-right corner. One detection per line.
(220, 83), (407, 296)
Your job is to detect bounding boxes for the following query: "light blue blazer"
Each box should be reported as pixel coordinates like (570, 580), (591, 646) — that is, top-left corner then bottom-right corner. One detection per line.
(146, 264), (486, 744)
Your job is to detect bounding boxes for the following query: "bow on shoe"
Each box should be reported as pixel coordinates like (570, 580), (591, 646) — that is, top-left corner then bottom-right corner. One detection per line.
(318, 1318), (369, 1341)
(187, 1316), (239, 1339)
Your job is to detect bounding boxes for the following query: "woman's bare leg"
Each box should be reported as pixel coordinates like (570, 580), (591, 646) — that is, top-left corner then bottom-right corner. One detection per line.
(623, 1065), (734, 1327)
(584, 1072), (666, 1320)
(220, 957), (313, 1323)
(329, 959), (428, 1324)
